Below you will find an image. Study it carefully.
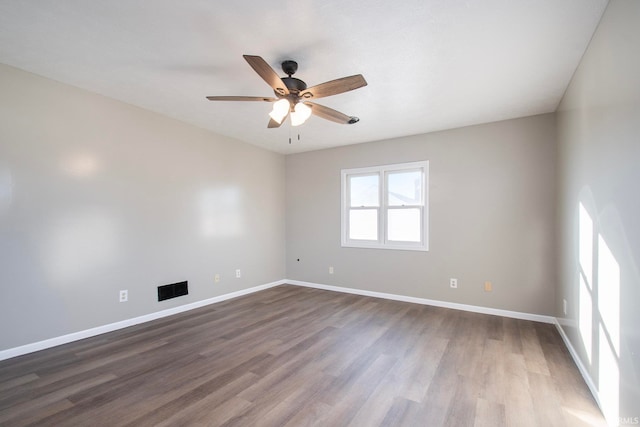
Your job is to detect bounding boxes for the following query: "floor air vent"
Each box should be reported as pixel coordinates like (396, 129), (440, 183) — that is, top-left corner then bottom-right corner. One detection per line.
(158, 281), (188, 301)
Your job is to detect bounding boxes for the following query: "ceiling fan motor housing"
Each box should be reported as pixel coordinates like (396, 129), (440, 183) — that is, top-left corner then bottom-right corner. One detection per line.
(281, 77), (307, 94)
(281, 60), (298, 76)
(279, 60), (308, 98)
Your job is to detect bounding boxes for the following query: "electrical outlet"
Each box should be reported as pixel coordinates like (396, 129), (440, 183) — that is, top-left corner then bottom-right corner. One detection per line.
(450, 278), (458, 288)
(329, 266), (334, 274)
(484, 281), (493, 292)
(214, 274), (220, 283)
(235, 269), (241, 278)
(119, 290), (128, 302)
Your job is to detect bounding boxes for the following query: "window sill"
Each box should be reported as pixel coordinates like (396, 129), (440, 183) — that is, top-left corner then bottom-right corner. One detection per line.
(341, 242), (429, 252)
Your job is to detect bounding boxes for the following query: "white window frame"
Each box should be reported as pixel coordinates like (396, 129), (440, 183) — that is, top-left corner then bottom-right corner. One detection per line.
(341, 161), (429, 251)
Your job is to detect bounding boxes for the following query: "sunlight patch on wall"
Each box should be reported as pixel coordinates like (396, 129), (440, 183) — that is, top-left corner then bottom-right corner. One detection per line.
(578, 202), (594, 363)
(597, 235), (620, 425)
(599, 324), (620, 425)
(576, 200), (621, 426)
(579, 274), (593, 364)
(579, 203), (593, 285)
(597, 235), (620, 355)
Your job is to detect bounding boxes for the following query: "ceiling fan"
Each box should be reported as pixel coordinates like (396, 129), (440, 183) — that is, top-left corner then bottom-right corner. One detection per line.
(206, 55), (367, 128)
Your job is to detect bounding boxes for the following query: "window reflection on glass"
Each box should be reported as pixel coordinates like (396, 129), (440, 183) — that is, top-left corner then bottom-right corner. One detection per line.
(387, 170), (422, 206)
(349, 174), (379, 207)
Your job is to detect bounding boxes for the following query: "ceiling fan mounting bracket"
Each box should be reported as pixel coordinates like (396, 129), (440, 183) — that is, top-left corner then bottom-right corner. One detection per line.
(281, 60), (298, 76)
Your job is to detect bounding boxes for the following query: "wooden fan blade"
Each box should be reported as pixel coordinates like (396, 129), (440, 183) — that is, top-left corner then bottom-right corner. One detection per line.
(306, 102), (358, 124)
(301, 74), (367, 99)
(268, 117), (283, 128)
(243, 55), (290, 96)
(206, 96), (276, 102)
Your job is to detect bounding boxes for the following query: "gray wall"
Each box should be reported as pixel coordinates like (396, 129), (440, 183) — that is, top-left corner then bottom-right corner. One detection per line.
(556, 0), (640, 423)
(0, 64), (286, 351)
(286, 114), (557, 315)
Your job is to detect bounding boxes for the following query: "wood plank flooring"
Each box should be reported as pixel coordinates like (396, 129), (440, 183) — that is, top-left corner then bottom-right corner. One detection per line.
(0, 285), (606, 426)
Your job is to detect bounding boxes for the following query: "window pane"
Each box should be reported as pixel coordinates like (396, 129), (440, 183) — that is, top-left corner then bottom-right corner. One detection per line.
(387, 208), (421, 242)
(350, 174), (379, 207)
(388, 170), (422, 206)
(349, 209), (378, 240)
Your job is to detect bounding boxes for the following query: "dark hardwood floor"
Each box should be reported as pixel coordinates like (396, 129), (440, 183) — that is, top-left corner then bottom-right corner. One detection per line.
(0, 285), (605, 426)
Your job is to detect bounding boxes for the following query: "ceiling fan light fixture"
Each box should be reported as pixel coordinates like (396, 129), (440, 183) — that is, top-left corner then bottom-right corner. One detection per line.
(206, 55), (367, 129)
(269, 99), (290, 124)
(290, 102), (312, 127)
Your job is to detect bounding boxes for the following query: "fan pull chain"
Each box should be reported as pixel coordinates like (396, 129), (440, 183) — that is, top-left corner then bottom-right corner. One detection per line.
(287, 124), (301, 145)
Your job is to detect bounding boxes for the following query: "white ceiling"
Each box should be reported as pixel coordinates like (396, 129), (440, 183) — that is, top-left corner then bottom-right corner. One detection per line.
(0, 0), (608, 154)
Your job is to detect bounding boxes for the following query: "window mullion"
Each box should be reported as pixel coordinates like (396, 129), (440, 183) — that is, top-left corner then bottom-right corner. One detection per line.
(382, 170), (388, 244)
(376, 173), (380, 244)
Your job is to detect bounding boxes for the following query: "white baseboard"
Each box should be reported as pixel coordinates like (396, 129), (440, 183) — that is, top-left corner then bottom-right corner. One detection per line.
(286, 280), (555, 324)
(553, 319), (603, 415)
(0, 280), (285, 362)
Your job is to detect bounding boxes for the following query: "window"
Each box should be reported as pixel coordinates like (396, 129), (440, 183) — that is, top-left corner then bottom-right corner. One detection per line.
(341, 161), (429, 251)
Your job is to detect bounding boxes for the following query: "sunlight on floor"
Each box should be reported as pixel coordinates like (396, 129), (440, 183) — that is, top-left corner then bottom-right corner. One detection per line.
(564, 407), (609, 427)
